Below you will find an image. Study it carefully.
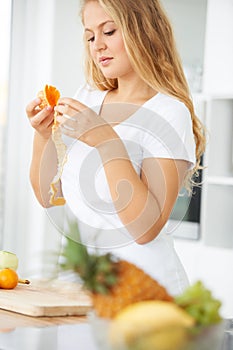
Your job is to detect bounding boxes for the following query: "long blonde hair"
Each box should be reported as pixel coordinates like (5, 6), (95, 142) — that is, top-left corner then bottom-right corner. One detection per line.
(80, 0), (206, 192)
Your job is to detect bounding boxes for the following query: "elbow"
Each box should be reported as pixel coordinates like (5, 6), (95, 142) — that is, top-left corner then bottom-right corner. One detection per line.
(30, 177), (51, 209)
(32, 189), (51, 208)
(135, 233), (158, 245)
(40, 201), (52, 209)
(134, 214), (168, 245)
(34, 191), (52, 208)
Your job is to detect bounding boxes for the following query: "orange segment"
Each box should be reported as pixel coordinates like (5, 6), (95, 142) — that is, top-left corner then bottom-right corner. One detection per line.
(44, 84), (60, 107)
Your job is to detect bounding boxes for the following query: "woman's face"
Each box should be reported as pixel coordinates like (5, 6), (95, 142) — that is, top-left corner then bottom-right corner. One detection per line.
(83, 1), (134, 80)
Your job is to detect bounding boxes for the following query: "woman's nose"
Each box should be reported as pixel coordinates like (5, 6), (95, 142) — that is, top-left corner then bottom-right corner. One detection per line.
(93, 35), (106, 51)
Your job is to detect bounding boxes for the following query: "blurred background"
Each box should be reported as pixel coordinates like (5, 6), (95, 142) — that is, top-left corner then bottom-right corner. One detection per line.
(0, 0), (233, 318)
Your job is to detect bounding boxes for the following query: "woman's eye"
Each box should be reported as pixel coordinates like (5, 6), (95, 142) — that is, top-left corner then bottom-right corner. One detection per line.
(104, 29), (116, 36)
(86, 29), (116, 42)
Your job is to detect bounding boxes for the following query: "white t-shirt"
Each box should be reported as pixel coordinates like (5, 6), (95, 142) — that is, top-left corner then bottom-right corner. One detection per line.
(61, 84), (196, 296)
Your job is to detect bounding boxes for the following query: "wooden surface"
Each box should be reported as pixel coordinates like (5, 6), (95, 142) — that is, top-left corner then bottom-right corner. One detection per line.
(0, 279), (92, 318)
(0, 308), (87, 329)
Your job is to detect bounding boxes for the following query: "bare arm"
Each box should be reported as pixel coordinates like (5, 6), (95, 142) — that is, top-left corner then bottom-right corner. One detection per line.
(26, 99), (63, 207)
(97, 137), (189, 244)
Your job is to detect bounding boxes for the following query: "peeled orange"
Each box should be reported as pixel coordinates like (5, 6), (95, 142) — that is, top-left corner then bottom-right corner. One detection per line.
(37, 84), (60, 109)
(0, 268), (18, 289)
(37, 84), (67, 206)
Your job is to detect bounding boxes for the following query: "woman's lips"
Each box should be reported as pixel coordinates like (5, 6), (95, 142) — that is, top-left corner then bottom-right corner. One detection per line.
(99, 57), (113, 66)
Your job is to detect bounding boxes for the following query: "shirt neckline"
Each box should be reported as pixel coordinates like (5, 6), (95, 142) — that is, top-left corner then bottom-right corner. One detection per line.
(97, 90), (162, 127)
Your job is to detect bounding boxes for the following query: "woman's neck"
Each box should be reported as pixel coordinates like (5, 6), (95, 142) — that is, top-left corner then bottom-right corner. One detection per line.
(99, 76), (158, 125)
(109, 75), (158, 105)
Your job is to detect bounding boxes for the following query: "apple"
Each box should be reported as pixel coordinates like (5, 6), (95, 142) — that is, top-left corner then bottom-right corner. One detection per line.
(0, 251), (18, 270)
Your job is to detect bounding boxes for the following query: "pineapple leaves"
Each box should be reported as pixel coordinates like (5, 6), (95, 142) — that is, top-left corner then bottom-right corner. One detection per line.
(60, 220), (88, 272)
(59, 220), (118, 294)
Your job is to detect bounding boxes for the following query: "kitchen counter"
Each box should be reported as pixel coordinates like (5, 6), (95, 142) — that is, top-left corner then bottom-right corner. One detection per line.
(0, 309), (232, 350)
(0, 309), (87, 329)
(0, 309), (97, 350)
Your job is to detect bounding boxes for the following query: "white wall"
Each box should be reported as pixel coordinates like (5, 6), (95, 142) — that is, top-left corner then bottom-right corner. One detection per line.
(163, 0), (207, 67)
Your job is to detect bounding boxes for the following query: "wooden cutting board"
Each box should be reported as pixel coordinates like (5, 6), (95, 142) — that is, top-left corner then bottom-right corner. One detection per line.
(0, 280), (92, 317)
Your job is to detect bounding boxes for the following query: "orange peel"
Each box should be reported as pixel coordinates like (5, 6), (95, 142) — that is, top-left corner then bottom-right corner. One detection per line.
(37, 84), (67, 206)
(37, 84), (60, 109)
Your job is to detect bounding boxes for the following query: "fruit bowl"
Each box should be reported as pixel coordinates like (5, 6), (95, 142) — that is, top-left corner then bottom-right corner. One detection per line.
(88, 312), (112, 350)
(88, 312), (226, 350)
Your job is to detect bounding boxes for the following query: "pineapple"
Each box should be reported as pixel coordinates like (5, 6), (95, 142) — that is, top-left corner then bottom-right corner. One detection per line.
(60, 221), (173, 319)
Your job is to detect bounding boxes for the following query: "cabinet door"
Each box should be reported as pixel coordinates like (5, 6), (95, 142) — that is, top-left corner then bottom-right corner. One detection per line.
(203, 184), (233, 248)
(203, 0), (233, 94)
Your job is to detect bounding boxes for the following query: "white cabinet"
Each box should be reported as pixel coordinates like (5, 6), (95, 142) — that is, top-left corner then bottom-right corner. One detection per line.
(200, 97), (233, 248)
(201, 1), (233, 248)
(202, 0), (233, 95)
(163, 0), (233, 248)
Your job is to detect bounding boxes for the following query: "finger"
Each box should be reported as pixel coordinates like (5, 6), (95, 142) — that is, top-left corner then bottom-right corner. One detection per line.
(54, 105), (84, 122)
(57, 97), (87, 112)
(62, 117), (78, 130)
(56, 114), (73, 125)
(60, 123), (79, 139)
(54, 104), (75, 116)
(30, 106), (53, 128)
(26, 98), (42, 117)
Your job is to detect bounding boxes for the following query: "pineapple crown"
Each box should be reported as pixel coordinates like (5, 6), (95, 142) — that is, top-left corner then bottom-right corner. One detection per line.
(60, 221), (118, 294)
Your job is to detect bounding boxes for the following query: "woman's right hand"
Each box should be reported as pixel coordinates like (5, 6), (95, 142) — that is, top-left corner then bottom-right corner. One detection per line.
(26, 98), (55, 140)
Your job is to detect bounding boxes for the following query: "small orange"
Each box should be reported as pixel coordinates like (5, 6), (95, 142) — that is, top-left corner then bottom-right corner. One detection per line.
(0, 268), (18, 289)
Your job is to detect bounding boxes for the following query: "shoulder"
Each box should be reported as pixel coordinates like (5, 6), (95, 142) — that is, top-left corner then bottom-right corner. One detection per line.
(152, 93), (191, 123)
(73, 84), (108, 107)
(141, 93), (196, 167)
(145, 93), (193, 136)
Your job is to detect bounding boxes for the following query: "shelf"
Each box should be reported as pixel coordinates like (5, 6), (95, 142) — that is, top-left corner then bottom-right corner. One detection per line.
(207, 176), (233, 186)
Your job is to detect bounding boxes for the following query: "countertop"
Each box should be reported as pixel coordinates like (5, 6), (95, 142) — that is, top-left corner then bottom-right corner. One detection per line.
(0, 309), (232, 350)
(0, 309), (97, 350)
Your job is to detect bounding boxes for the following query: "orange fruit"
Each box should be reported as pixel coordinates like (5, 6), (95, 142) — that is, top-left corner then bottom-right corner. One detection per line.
(37, 84), (60, 109)
(0, 268), (18, 289)
(44, 84), (60, 107)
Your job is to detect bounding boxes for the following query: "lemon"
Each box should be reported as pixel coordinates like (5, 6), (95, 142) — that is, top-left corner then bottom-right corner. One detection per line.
(130, 327), (188, 350)
(108, 300), (195, 349)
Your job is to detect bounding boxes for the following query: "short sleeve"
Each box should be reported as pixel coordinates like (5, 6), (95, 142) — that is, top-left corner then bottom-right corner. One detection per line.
(140, 97), (196, 169)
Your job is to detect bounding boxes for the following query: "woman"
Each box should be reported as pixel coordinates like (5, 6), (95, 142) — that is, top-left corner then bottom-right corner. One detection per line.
(26, 0), (205, 295)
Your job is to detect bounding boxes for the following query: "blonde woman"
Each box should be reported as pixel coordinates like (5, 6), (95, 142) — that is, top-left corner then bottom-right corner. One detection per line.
(27, 0), (205, 295)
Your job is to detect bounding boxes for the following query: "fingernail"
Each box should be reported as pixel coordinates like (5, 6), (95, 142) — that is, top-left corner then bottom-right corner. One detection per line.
(35, 98), (41, 104)
(46, 106), (52, 111)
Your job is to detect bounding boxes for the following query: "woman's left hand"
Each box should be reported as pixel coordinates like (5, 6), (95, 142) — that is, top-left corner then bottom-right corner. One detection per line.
(55, 97), (115, 147)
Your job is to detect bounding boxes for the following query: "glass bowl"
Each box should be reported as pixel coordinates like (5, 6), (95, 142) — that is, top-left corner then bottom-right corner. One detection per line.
(88, 312), (226, 350)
